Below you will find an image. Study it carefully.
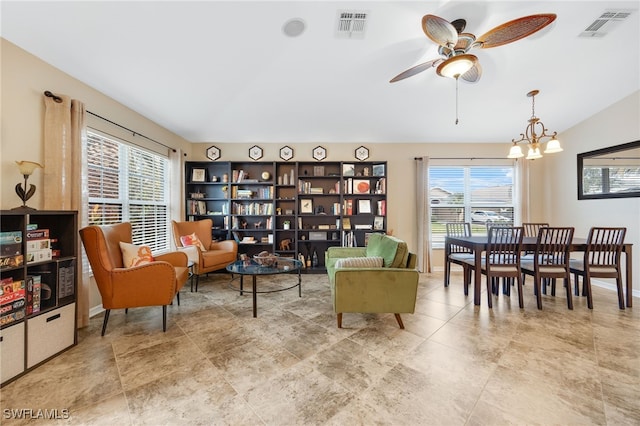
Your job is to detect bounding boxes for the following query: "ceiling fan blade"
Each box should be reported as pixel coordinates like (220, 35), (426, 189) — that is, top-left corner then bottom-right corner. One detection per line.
(422, 14), (458, 48)
(477, 14), (556, 49)
(461, 62), (482, 83)
(389, 58), (443, 83)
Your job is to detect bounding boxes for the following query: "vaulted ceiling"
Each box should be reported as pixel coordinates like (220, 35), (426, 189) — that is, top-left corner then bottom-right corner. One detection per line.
(2, 1), (639, 144)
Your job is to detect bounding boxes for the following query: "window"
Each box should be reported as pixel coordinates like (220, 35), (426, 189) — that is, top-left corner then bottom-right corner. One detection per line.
(429, 165), (516, 248)
(86, 131), (170, 253)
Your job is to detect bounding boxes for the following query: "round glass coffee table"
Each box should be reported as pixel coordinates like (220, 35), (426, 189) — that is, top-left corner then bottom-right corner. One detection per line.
(226, 257), (303, 317)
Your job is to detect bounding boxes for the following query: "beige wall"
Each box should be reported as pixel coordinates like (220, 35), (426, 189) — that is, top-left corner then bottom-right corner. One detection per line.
(534, 91), (640, 295)
(183, 142), (509, 259)
(3, 38), (638, 314)
(1, 39), (192, 310)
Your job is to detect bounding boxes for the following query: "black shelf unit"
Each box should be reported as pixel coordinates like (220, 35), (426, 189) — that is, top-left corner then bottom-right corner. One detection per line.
(184, 161), (387, 273)
(0, 210), (78, 386)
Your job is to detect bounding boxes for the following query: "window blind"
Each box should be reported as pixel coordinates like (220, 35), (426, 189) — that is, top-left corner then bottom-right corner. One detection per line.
(86, 131), (170, 254)
(429, 165), (516, 248)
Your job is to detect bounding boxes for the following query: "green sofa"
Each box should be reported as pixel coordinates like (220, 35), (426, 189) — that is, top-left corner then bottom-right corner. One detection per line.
(325, 233), (419, 329)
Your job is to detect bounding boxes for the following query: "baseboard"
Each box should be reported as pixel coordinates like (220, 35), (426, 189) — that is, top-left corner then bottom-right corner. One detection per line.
(89, 305), (105, 318)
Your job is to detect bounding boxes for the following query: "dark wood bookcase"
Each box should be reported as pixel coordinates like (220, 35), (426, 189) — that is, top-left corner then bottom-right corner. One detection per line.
(184, 161), (387, 273)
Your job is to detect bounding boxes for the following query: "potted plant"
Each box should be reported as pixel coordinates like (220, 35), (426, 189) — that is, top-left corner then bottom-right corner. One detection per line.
(283, 220), (291, 230)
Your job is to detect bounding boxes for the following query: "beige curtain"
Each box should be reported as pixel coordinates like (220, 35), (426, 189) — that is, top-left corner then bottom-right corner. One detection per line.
(43, 94), (89, 328)
(515, 159), (530, 223)
(416, 156), (431, 272)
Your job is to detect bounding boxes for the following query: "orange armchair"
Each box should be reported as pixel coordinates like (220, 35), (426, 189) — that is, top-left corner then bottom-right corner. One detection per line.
(172, 219), (238, 290)
(79, 222), (189, 336)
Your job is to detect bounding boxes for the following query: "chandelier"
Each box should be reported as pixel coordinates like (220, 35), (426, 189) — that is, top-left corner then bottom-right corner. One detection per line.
(507, 90), (562, 160)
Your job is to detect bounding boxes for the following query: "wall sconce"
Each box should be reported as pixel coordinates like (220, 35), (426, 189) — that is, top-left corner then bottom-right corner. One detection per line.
(13, 160), (43, 210)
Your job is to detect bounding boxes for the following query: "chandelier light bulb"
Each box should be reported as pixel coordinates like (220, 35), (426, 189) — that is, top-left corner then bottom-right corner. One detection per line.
(526, 146), (542, 160)
(544, 137), (563, 154)
(508, 144), (524, 159)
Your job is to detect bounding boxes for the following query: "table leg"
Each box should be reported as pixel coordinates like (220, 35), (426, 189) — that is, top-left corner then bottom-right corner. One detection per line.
(298, 269), (302, 297)
(240, 275), (244, 295)
(252, 275), (257, 318)
(474, 247), (482, 306)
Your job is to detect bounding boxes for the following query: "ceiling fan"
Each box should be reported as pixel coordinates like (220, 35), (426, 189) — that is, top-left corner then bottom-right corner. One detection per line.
(390, 13), (557, 83)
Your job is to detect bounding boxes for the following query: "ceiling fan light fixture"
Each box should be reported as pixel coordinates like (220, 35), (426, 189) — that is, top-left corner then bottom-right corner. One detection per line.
(436, 54), (477, 78)
(544, 137), (563, 153)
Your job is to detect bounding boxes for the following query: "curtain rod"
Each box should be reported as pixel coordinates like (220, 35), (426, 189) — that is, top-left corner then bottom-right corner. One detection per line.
(44, 90), (176, 152)
(414, 157), (508, 160)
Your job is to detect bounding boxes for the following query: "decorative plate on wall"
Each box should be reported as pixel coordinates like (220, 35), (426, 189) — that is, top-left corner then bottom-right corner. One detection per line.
(280, 145), (294, 161)
(249, 145), (263, 161)
(355, 146), (369, 161)
(206, 145), (221, 161)
(313, 146), (327, 161)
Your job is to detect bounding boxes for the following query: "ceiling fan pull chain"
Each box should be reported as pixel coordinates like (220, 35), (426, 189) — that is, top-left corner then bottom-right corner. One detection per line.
(455, 77), (459, 125)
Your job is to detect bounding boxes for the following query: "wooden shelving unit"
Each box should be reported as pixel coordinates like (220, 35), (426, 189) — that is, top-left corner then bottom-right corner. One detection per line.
(0, 210), (78, 386)
(184, 161), (387, 272)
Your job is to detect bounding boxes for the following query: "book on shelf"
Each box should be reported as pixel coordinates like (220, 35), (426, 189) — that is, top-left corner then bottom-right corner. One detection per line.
(375, 178), (386, 194)
(377, 200), (386, 216)
(344, 199), (353, 215)
(342, 217), (351, 230)
(354, 224), (372, 230)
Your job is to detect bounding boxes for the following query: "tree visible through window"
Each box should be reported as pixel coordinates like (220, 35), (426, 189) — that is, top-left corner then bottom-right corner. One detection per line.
(86, 131), (170, 253)
(429, 165), (515, 247)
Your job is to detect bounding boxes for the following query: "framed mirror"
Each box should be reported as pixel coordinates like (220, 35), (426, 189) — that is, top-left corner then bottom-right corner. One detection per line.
(577, 140), (640, 199)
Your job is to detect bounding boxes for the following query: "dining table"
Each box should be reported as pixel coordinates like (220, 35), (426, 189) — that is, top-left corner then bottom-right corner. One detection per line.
(444, 235), (633, 307)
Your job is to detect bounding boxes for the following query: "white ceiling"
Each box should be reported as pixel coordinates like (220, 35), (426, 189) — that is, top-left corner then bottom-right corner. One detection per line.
(2, 1), (639, 144)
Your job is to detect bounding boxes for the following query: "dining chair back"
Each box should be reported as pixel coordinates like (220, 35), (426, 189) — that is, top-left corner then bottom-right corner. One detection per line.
(444, 222), (473, 293)
(570, 227), (627, 309)
(521, 227), (574, 310)
(466, 226), (524, 308)
(523, 222), (549, 237)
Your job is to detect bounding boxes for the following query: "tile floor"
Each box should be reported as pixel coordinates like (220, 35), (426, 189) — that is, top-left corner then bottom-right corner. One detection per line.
(1, 271), (639, 425)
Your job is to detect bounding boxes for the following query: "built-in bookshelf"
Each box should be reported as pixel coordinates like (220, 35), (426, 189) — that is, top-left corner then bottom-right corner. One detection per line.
(0, 210), (78, 386)
(184, 161), (387, 272)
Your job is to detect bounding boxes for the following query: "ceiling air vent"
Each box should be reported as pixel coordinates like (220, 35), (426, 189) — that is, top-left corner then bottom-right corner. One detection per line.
(579, 9), (633, 38)
(336, 10), (368, 39)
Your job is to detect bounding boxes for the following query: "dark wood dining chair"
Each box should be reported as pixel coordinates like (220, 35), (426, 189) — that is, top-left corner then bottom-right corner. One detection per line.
(521, 227), (574, 310)
(570, 227), (627, 309)
(444, 222), (473, 294)
(523, 222), (550, 237)
(465, 226), (524, 308)
(521, 222), (550, 288)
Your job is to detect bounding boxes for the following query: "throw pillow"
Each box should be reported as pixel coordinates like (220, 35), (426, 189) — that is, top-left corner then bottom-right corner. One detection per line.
(180, 233), (206, 251)
(119, 242), (154, 268)
(335, 256), (384, 268)
(365, 233), (409, 268)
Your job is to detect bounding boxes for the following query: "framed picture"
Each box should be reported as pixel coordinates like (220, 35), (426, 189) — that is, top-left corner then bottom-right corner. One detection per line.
(358, 199), (371, 214)
(342, 163), (355, 176)
(372, 164), (385, 176)
(374, 216), (384, 230)
(300, 199), (313, 214)
(191, 168), (206, 182)
(353, 179), (370, 194)
(313, 166), (325, 176)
